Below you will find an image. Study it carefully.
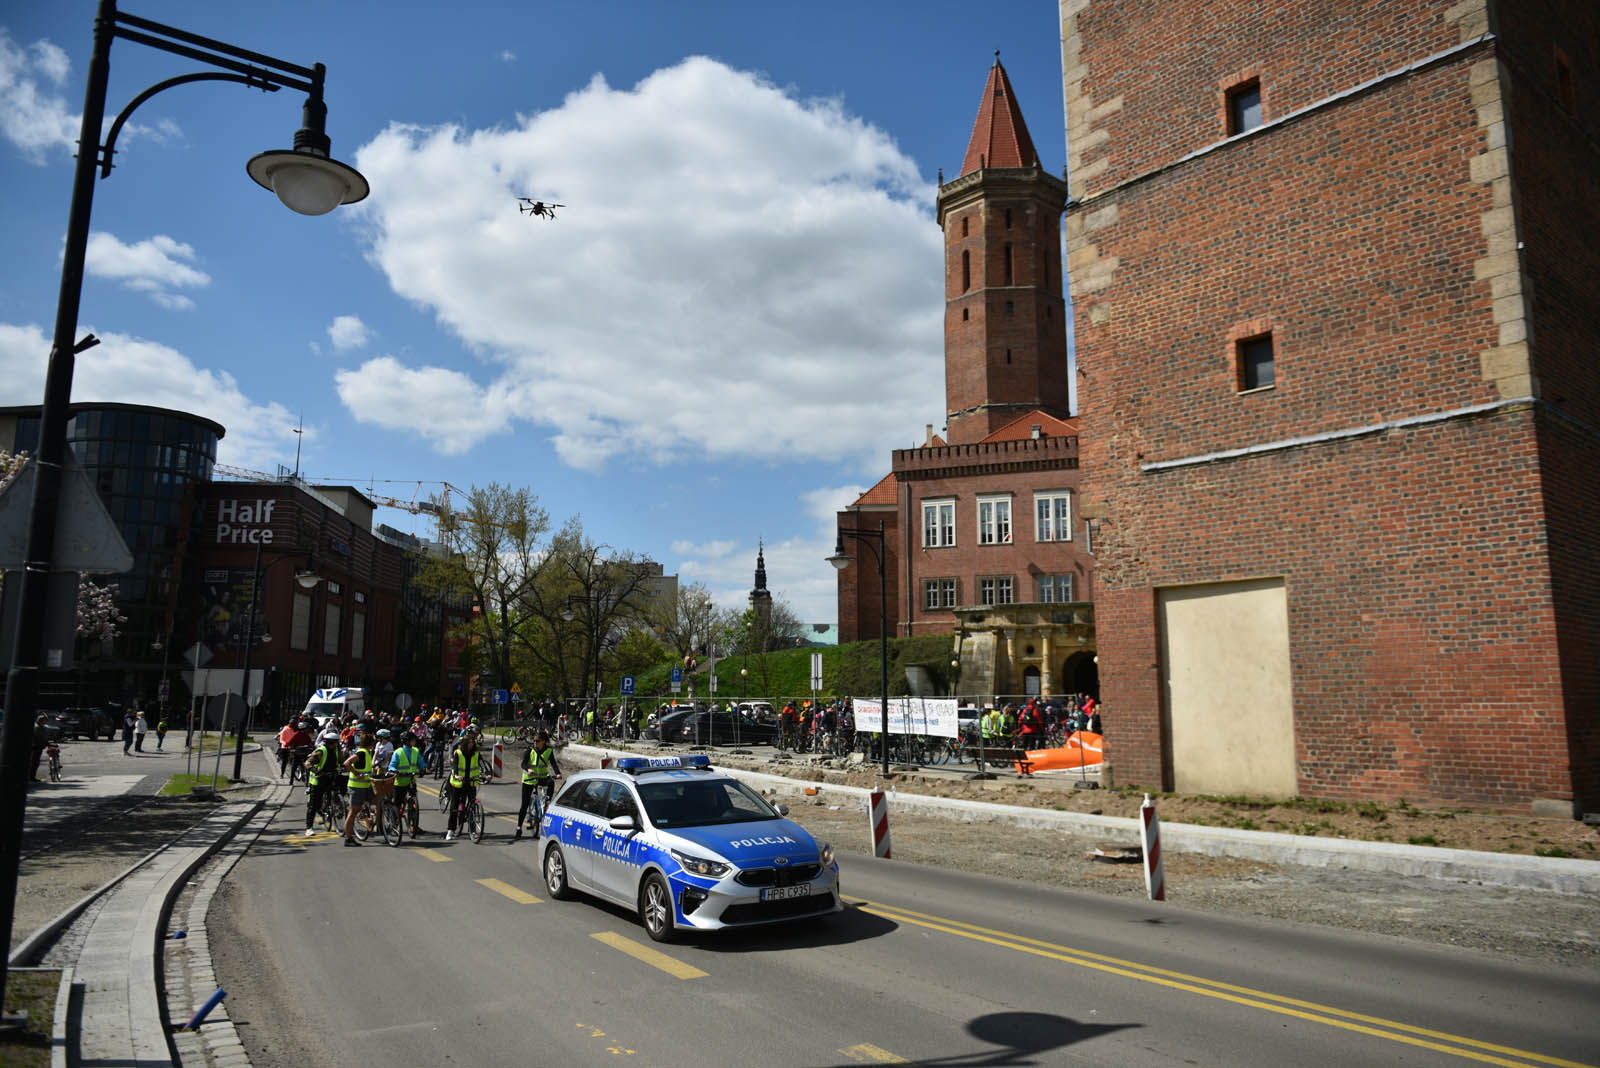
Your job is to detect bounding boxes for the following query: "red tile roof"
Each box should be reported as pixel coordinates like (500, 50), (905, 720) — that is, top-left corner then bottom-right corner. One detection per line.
(961, 55), (1041, 176)
(980, 411), (1079, 442)
(850, 472), (898, 508)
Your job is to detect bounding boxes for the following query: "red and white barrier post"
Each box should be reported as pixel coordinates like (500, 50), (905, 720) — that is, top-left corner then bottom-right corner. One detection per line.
(1140, 792), (1165, 901)
(492, 743), (504, 780)
(868, 788), (892, 859)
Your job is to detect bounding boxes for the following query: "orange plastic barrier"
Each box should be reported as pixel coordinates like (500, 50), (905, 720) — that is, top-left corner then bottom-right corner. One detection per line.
(1021, 731), (1103, 773)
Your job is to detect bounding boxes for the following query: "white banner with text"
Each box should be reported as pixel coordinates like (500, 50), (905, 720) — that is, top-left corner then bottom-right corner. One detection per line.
(850, 697), (959, 738)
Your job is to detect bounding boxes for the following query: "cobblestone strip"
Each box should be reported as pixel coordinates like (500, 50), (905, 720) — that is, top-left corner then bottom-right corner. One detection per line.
(163, 785), (289, 1067)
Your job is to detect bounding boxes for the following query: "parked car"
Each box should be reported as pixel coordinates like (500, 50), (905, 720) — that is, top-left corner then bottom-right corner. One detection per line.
(646, 709), (698, 743)
(55, 706), (116, 741)
(675, 710), (780, 747)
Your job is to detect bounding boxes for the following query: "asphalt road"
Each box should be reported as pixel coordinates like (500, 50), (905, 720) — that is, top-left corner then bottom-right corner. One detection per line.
(212, 779), (1600, 1068)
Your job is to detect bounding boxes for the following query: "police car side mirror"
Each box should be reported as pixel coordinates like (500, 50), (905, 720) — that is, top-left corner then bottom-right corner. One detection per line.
(774, 803), (790, 816)
(608, 815), (637, 832)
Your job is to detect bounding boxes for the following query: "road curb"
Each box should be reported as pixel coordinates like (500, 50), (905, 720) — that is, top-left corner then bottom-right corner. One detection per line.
(567, 744), (1600, 896)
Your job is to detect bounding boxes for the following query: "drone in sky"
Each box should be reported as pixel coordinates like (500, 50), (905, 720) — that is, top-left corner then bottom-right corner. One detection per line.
(516, 198), (565, 219)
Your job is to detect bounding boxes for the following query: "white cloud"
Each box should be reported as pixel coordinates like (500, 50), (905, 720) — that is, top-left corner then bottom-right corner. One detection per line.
(0, 30), (180, 164)
(0, 30), (77, 161)
(499, 50), (517, 63)
(0, 321), (301, 468)
(673, 483), (865, 623)
(349, 56), (943, 470)
(327, 314), (373, 351)
(333, 355), (513, 455)
(83, 231), (210, 309)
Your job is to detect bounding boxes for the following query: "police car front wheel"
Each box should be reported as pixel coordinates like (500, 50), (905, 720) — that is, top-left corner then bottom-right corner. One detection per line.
(639, 872), (676, 943)
(544, 845), (573, 900)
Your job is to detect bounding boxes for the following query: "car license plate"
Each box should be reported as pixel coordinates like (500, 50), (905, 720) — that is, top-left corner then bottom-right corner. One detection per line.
(760, 883), (812, 901)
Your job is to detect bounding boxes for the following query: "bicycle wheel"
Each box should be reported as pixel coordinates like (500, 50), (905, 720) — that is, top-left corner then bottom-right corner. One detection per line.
(469, 800), (485, 843)
(353, 804), (374, 842)
(407, 795), (420, 832)
(382, 798), (403, 846)
(437, 784), (452, 812)
(49, 756), (62, 782)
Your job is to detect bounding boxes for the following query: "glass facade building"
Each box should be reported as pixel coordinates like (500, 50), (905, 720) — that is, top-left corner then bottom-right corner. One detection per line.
(0, 403), (224, 708)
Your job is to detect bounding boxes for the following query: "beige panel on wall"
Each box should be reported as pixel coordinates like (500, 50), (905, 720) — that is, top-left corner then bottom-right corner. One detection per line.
(1159, 579), (1296, 797)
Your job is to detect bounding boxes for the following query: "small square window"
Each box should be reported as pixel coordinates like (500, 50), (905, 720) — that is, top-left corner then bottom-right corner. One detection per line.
(1239, 334), (1275, 391)
(1227, 80), (1262, 135)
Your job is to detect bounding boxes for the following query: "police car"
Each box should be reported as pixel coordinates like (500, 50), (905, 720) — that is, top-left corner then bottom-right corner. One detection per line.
(540, 755), (841, 942)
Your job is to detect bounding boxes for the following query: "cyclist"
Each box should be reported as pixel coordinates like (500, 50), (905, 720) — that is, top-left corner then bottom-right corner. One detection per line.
(388, 730), (424, 835)
(373, 728), (396, 770)
(514, 731), (562, 841)
(303, 730), (342, 836)
(779, 702), (798, 750)
(342, 723), (377, 847)
(444, 727), (483, 841)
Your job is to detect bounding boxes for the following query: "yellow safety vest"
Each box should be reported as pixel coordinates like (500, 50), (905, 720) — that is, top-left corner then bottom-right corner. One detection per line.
(450, 749), (480, 789)
(348, 747), (372, 787)
(308, 744), (335, 787)
(392, 746), (419, 787)
(522, 746), (555, 785)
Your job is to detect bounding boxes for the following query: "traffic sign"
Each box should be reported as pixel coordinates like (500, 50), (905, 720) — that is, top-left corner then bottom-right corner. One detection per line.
(621, 676), (635, 695)
(670, 680), (682, 693)
(670, 667), (683, 684)
(395, 693), (413, 712)
(492, 689), (509, 704)
(510, 682), (522, 694)
(810, 652), (823, 691)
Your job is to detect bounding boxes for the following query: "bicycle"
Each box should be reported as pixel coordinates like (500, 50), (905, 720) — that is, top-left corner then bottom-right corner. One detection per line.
(375, 777), (404, 847)
(317, 781), (348, 831)
(449, 784), (486, 843)
(286, 746), (311, 785)
(46, 742), (62, 782)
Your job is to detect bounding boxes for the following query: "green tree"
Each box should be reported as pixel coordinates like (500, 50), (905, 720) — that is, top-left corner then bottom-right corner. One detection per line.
(418, 483), (549, 698)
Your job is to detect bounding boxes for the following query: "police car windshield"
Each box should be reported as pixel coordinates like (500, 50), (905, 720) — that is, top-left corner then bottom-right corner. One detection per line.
(636, 778), (779, 828)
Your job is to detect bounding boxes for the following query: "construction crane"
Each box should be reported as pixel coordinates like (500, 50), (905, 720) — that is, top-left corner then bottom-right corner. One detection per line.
(210, 464), (464, 536)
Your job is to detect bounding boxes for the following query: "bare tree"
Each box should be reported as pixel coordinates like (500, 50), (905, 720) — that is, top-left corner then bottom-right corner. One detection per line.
(654, 580), (720, 662)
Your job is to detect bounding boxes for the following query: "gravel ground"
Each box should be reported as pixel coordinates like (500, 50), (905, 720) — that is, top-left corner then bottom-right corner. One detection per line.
(782, 799), (1600, 971)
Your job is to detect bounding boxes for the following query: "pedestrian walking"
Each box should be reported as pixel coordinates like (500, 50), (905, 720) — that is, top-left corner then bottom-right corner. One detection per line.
(134, 710), (148, 752)
(156, 716), (168, 750)
(122, 709), (136, 755)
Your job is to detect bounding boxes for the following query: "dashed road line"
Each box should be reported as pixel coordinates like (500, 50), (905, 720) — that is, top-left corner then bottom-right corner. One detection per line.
(414, 848), (451, 863)
(476, 877), (541, 904)
(590, 931), (707, 980)
(838, 1042), (909, 1063)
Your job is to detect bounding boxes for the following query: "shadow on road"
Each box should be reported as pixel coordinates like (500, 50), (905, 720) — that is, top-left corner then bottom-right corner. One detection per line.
(810, 1011), (1138, 1067)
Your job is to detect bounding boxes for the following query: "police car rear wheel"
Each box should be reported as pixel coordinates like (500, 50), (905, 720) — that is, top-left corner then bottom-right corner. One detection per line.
(544, 845), (573, 900)
(639, 873), (676, 943)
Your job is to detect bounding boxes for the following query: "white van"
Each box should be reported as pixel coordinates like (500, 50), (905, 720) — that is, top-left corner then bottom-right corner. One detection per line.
(302, 687), (367, 730)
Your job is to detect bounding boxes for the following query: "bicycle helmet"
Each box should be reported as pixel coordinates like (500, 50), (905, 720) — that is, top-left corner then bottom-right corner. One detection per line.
(320, 730), (339, 742)
(376, 729), (391, 738)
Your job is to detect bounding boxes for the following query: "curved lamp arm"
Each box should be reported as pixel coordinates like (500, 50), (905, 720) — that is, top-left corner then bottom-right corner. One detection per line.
(101, 70), (279, 178)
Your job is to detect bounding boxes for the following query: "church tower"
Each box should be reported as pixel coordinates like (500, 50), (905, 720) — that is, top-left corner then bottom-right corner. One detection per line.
(937, 55), (1070, 445)
(748, 540), (772, 628)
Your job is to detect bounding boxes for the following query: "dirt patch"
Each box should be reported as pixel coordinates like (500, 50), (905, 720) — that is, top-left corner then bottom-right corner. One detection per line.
(0, 969), (60, 1068)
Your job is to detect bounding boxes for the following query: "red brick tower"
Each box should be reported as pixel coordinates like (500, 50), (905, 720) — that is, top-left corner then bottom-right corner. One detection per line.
(938, 55), (1071, 446)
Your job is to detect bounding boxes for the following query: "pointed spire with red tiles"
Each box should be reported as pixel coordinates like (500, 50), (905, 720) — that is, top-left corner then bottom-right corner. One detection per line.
(960, 52), (1041, 176)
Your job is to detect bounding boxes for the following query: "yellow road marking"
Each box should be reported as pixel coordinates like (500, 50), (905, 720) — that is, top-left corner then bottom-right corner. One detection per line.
(838, 1043), (908, 1064)
(852, 898), (1592, 1068)
(414, 848), (451, 863)
(476, 877), (541, 904)
(590, 931), (707, 980)
(282, 831), (340, 846)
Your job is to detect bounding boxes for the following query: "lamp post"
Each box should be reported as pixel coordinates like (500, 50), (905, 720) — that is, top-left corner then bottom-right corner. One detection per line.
(229, 545), (321, 782)
(0, 0), (366, 1015)
(827, 520), (890, 777)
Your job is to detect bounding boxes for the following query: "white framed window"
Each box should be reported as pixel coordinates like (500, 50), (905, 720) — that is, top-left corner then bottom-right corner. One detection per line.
(978, 576), (1014, 606)
(1035, 491), (1073, 542)
(923, 578), (958, 611)
(922, 498), (956, 548)
(326, 580), (343, 595)
(977, 495), (1012, 545)
(1037, 574), (1074, 602)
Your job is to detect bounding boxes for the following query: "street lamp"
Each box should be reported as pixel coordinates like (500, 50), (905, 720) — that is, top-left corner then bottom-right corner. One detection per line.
(827, 520), (890, 777)
(0, 0), (366, 1015)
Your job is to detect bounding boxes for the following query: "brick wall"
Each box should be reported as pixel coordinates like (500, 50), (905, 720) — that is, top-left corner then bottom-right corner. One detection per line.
(835, 507), (899, 644)
(1065, 0), (1593, 812)
(893, 436), (1091, 636)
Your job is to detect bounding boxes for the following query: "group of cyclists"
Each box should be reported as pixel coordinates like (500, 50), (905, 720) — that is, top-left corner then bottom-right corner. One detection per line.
(278, 707), (563, 848)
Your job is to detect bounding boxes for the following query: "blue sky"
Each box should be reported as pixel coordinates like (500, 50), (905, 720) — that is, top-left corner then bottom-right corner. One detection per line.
(0, 0), (1069, 623)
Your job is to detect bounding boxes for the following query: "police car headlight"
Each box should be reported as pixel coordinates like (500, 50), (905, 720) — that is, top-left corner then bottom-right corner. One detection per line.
(818, 840), (835, 867)
(670, 849), (730, 878)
